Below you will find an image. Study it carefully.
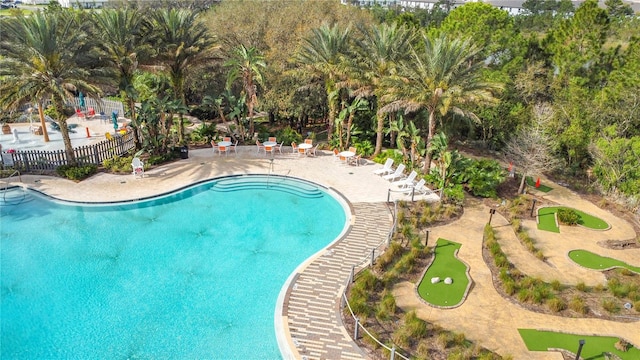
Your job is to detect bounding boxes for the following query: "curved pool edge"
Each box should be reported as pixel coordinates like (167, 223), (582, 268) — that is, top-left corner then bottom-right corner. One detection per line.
(275, 185), (355, 360)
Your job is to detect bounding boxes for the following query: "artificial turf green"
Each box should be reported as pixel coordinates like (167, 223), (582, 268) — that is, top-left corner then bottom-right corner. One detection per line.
(518, 329), (640, 359)
(537, 206), (609, 233)
(537, 207), (560, 233)
(417, 238), (469, 307)
(569, 250), (640, 273)
(525, 176), (553, 192)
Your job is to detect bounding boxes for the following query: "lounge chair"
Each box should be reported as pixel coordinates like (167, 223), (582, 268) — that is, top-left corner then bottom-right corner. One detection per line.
(383, 164), (406, 181)
(391, 170), (418, 188)
(132, 157), (144, 178)
(373, 158), (394, 176)
(405, 179), (433, 196)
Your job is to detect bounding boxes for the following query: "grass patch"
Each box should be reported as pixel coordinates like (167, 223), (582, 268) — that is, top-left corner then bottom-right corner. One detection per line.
(537, 206), (609, 232)
(537, 207), (560, 233)
(518, 329), (640, 359)
(525, 176), (553, 192)
(569, 250), (640, 273)
(417, 238), (469, 307)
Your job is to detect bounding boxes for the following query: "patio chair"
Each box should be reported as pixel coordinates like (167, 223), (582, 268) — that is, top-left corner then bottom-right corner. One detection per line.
(229, 140), (238, 155)
(265, 144), (274, 156)
(291, 142), (298, 154)
(211, 140), (219, 155)
(256, 140), (265, 153)
(383, 164), (406, 181)
(332, 148), (341, 161)
(391, 170), (418, 188)
(223, 137), (231, 142)
(308, 144), (319, 157)
(268, 137), (277, 142)
(218, 145), (229, 156)
(373, 158), (394, 176)
(304, 139), (313, 145)
(275, 141), (284, 154)
(132, 157), (144, 178)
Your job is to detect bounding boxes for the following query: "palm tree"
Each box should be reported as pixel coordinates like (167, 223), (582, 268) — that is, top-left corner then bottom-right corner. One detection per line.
(149, 8), (219, 144)
(382, 34), (502, 171)
(92, 8), (150, 149)
(0, 11), (104, 164)
(353, 23), (414, 155)
(225, 44), (266, 138)
(295, 24), (352, 141)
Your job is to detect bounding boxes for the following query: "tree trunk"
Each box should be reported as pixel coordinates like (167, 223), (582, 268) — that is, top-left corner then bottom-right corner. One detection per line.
(177, 114), (184, 144)
(518, 172), (527, 195)
(37, 101), (50, 142)
(374, 111), (384, 156)
(128, 98), (141, 150)
(423, 109), (437, 173)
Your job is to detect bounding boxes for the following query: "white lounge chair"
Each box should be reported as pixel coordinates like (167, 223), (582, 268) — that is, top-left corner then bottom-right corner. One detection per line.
(132, 157), (144, 178)
(405, 179), (436, 196)
(373, 158), (394, 176)
(383, 163), (406, 181)
(391, 170), (418, 188)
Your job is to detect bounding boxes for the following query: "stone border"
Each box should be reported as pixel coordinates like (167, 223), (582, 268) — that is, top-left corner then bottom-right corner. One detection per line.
(413, 240), (474, 309)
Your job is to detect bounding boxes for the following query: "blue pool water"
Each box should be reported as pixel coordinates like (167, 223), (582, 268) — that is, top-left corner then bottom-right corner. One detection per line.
(0, 176), (348, 359)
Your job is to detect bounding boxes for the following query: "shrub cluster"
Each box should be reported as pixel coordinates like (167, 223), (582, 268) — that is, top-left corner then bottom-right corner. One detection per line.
(557, 208), (579, 225)
(55, 164), (97, 181)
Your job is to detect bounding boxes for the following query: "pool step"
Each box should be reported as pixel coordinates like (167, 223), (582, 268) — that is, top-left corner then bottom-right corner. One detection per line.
(0, 187), (32, 206)
(211, 176), (323, 198)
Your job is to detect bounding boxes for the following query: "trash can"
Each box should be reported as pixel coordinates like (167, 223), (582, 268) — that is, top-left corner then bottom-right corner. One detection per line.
(180, 145), (189, 159)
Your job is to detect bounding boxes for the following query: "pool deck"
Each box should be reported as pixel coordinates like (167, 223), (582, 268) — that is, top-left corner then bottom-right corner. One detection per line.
(3, 146), (420, 360)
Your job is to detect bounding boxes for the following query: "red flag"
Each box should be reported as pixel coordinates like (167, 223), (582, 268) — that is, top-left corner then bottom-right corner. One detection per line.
(508, 162), (513, 171)
(535, 177), (541, 188)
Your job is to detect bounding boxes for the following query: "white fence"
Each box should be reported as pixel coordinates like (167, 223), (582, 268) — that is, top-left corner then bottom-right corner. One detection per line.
(67, 97), (125, 117)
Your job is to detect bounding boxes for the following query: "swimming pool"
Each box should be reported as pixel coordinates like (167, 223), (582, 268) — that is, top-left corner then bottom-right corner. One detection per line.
(0, 175), (349, 359)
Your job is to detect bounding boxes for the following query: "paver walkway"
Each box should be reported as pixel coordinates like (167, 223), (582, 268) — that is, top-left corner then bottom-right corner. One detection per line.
(279, 202), (391, 360)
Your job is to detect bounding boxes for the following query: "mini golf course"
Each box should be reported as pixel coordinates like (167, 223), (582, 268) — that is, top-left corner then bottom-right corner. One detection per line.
(417, 238), (470, 307)
(569, 250), (640, 273)
(518, 329), (640, 359)
(526, 176), (553, 192)
(537, 206), (610, 233)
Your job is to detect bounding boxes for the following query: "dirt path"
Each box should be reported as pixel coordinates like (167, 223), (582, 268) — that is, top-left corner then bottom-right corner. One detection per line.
(392, 188), (640, 359)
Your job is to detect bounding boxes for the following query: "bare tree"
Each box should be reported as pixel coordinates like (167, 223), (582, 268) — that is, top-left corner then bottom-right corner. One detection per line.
(504, 104), (560, 194)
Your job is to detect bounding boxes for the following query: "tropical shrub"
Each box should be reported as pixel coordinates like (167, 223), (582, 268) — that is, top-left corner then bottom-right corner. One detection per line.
(276, 125), (303, 146)
(56, 164), (97, 181)
(557, 208), (579, 225)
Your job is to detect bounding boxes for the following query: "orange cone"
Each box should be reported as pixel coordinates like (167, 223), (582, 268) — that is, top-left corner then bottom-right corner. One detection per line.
(535, 177), (541, 188)
(86, 127), (91, 138)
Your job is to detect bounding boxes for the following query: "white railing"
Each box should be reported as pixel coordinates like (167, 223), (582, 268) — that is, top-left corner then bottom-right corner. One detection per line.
(68, 97), (125, 117)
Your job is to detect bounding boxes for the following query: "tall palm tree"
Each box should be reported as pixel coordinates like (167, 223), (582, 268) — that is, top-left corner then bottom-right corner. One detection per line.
(149, 8), (219, 144)
(92, 8), (150, 149)
(295, 24), (352, 141)
(225, 44), (266, 138)
(0, 11), (104, 164)
(353, 23), (415, 155)
(382, 34), (502, 171)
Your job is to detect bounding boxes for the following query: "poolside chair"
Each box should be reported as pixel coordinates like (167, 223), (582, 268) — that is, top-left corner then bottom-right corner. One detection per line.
(256, 140), (265, 154)
(218, 145), (229, 156)
(391, 170), (418, 188)
(373, 158), (394, 176)
(268, 137), (277, 142)
(332, 148), (341, 162)
(229, 140), (238, 155)
(308, 144), (319, 157)
(304, 139), (313, 145)
(383, 164), (405, 181)
(211, 140), (219, 155)
(265, 144), (274, 156)
(405, 179), (433, 196)
(291, 142), (298, 154)
(275, 141), (284, 154)
(223, 137), (231, 142)
(132, 157), (144, 178)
